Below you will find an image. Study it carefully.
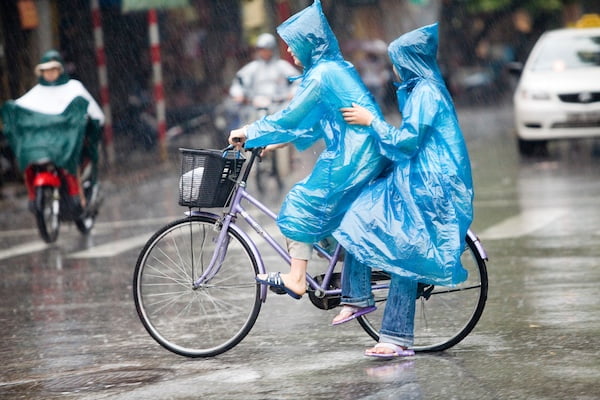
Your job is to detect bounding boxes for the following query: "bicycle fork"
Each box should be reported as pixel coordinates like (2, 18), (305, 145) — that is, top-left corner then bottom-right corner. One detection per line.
(191, 215), (233, 290)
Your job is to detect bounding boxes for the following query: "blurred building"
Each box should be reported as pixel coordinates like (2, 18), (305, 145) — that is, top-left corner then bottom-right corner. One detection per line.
(0, 0), (439, 107)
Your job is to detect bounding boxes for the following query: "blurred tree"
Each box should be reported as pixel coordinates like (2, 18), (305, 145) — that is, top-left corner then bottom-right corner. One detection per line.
(462, 0), (587, 49)
(439, 0), (588, 67)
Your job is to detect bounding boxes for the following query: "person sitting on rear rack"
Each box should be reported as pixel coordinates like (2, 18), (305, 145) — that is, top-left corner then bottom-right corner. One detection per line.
(334, 23), (474, 358)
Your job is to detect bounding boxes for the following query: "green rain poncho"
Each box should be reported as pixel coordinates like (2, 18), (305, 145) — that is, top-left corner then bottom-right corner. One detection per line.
(2, 49), (103, 177)
(334, 23), (474, 286)
(2, 97), (93, 175)
(245, 0), (389, 243)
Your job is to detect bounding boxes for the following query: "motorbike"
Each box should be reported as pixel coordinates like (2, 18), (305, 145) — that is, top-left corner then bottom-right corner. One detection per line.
(245, 95), (285, 194)
(24, 157), (100, 243)
(2, 97), (102, 243)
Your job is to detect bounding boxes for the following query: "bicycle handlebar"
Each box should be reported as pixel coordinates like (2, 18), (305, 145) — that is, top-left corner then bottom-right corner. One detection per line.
(228, 138), (265, 155)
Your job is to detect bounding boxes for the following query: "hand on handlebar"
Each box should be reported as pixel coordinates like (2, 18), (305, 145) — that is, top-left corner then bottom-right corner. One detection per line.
(229, 127), (247, 149)
(261, 143), (287, 157)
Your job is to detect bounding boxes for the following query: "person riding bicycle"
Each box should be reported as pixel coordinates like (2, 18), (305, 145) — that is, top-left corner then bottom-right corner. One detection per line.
(229, 0), (389, 299)
(6, 49), (104, 210)
(333, 23), (474, 358)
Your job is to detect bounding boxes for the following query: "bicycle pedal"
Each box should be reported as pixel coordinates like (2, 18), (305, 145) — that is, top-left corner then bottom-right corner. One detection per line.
(269, 286), (286, 295)
(416, 283), (435, 300)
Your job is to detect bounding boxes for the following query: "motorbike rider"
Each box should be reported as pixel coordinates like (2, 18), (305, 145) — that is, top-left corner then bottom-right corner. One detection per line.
(229, 32), (300, 116)
(13, 49), (105, 209)
(229, 33), (300, 189)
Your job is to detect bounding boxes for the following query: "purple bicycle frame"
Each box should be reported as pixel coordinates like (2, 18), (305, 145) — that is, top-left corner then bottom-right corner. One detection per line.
(188, 176), (385, 302)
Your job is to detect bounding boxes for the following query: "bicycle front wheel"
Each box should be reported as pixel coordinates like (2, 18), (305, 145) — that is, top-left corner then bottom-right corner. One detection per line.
(358, 235), (488, 352)
(133, 215), (261, 357)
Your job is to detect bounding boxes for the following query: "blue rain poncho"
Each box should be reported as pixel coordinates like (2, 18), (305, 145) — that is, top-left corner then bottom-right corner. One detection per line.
(333, 23), (474, 286)
(245, 0), (388, 243)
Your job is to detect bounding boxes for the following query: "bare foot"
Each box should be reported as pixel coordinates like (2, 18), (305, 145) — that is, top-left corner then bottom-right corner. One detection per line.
(365, 342), (415, 358)
(331, 305), (376, 325)
(332, 306), (357, 324)
(365, 345), (400, 356)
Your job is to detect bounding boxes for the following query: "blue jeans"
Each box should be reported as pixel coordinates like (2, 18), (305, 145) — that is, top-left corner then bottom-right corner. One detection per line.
(341, 254), (417, 348)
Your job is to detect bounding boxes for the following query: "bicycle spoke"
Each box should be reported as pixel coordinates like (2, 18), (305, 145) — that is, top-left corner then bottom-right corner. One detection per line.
(357, 234), (488, 352)
(134, 216), (261, 357)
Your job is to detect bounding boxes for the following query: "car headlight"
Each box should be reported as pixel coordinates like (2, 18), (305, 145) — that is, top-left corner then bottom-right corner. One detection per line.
(518, 89), (551, 101)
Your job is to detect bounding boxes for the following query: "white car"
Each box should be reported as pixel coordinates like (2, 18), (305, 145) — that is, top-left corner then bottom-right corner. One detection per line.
(512, 26), (600, 155)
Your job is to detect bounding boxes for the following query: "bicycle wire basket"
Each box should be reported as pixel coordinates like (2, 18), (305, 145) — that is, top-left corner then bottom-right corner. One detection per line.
(179, 148), (245, 208)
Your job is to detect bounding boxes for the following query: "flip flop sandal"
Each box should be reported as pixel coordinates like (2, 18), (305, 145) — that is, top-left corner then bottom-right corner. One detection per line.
(365, 342), (415, 359)
(255, 272), (302, 300)
(331, 305), (377, 326)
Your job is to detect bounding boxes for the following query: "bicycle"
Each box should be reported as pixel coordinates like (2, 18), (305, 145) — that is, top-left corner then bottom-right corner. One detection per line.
(133, 145), (488, 358)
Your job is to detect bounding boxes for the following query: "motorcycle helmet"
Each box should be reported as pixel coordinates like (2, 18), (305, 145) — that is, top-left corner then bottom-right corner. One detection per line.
(255, 33), (277, 50)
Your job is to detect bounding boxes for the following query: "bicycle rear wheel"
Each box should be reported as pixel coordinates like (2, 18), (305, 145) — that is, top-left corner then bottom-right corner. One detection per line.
(357, 235), (488, 352)
(133, 215), (261, 357)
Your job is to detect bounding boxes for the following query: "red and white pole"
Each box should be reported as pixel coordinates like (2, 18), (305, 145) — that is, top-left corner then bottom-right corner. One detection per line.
(148, 9), (167, 160)
(91, 0), (114, 164)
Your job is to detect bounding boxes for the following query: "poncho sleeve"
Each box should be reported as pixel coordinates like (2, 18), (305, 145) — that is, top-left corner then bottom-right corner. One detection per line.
(245, 77), (322, 151)
(74, 80), (105, 125)
(370, 83), (440, 161)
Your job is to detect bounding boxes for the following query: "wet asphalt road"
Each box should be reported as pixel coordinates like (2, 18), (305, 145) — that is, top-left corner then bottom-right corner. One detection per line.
(1, 100), (599, 399)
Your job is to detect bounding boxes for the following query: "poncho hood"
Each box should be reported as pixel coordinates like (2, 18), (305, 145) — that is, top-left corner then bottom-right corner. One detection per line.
(388, 23), (444, 85)
(36, 49), (70, 86)
(276, 0), (343, 71)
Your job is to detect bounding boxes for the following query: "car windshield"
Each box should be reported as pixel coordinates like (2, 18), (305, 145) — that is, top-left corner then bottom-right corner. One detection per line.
(530, 33), (600, 71)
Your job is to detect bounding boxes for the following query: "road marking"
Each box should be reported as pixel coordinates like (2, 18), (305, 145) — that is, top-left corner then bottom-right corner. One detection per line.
(69, 213), (281, 258)
(0, 216), (177, 238)
(0, 214), (271, 260)
(68, 232), (153, 258)
(0, 241), (49, 261)
(0, 217), (177, 260)
(478, 208), (568, 240)
(0, 209), (570, 258)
